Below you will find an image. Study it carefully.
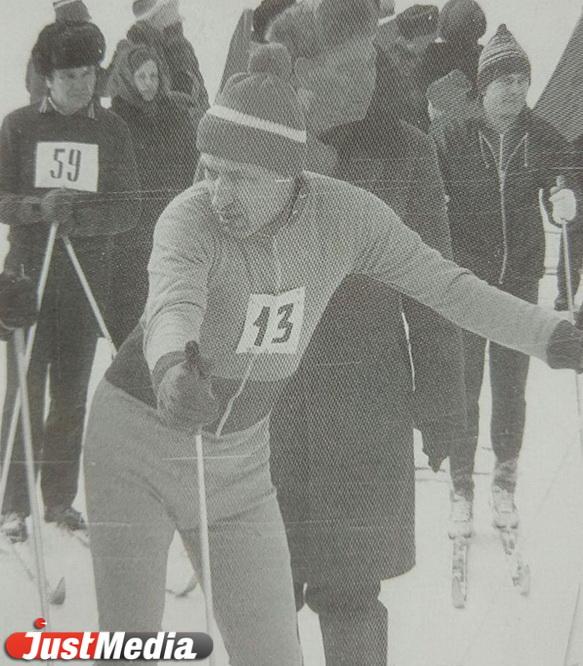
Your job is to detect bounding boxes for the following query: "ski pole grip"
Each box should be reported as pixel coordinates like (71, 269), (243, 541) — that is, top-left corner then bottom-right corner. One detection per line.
(557, 175), (567, 189)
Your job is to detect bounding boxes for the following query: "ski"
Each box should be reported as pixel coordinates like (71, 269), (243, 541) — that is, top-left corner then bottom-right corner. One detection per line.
(451, 535), (470, 609)
(0, 536), (66, 605)
(497, 527), (531, 596)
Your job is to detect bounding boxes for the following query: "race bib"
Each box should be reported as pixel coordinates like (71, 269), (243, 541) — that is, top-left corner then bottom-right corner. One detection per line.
(236, 287), (305, 355)
(35, 142), (99, 192)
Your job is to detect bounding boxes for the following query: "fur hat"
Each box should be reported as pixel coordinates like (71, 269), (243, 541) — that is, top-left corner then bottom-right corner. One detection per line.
(438, 0), (486, 43)
(32, 21), (106, 77)
(253, 0), (296, 43)
(396, 4), (439, 41)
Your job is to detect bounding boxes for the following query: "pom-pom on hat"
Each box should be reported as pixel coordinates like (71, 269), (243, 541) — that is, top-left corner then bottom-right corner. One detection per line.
(32, 21), (106, 77)
(53, 0), (91, 22)
(477, 24), (530, 93)
(197, 44), (307, 177)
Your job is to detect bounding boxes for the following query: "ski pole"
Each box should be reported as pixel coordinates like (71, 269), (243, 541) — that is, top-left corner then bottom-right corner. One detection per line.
(555, 175), (583, 451)
(61, 236), (116, 357)
(0, 223), (58, 519)
(184, 342), (216, 664)
(13, 328), (52, 618)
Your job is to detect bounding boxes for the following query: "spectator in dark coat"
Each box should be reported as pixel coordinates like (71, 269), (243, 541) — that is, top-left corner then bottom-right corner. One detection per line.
(268, 2), (466, 664)
(109, 0), (209, 128)
(106, 43), (198, 347)
(417, 0), (486, 96)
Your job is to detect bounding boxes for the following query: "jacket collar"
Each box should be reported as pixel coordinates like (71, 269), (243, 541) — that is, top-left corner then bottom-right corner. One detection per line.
(38, 96), (97, 120)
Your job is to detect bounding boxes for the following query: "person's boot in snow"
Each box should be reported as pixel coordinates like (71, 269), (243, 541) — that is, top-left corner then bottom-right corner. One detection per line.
(1, 512), (28, 543)
(45, 504), (87, 532)
(491, 458), (519, 529)
(448, 491), (473, 538)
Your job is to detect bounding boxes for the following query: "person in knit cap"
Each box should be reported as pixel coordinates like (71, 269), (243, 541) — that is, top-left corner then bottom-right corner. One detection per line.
(431, 24), (579, 541)
(109, 0), (208, 122)
(0, 20), (140, 543)
(24, 0), (108, 105)
(105, 43), (199, 348)
(82, 36), (583, 664)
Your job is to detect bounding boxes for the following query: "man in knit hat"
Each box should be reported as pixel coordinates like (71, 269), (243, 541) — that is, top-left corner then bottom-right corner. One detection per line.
(431, 25), (579, 540)
(0, 20), (139, 543)
(80, 37), (583, 662)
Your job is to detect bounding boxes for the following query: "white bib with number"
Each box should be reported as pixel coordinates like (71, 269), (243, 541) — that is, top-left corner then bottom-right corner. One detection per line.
(236, 287), (306, 355)
(35, 142), (99, 192)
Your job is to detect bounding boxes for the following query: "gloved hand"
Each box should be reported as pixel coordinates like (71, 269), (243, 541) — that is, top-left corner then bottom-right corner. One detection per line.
(550, 186), (577, 224)
(0, 272), (38, 334)
(155, 341), (220, 431)
(40, 188), (76, 236)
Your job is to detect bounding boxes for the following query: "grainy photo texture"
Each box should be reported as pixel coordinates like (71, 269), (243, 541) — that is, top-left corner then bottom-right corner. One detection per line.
(1, 1), (583, 665)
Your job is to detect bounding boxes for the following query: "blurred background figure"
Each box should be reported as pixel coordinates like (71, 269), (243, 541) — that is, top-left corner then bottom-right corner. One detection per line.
(106, 42), (198, 347)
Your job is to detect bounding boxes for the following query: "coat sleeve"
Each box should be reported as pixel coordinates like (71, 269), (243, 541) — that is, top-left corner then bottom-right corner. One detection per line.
(351, 190), (562, 364)
(142, 191), (213, 373)
(70, 119), (141, 237)
(397, 132), (467, 466)
(0, 114), (43, 227)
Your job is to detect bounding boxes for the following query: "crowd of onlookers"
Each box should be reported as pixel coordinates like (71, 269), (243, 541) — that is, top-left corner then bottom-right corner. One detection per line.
(0, 1), (582, 665)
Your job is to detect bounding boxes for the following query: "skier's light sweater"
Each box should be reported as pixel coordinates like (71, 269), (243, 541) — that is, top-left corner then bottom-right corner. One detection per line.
(108, 172), (567, 435)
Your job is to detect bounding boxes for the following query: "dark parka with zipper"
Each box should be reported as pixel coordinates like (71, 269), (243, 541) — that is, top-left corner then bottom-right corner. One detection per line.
(431, 108), (576, 287)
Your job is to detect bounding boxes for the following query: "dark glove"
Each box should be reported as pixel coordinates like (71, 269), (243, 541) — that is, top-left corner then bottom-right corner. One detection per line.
(155, 341), (220, 431)
(419, 419), (465, 473)
(40, 188), (75, 236)
(0, 272), (38, 335)
(576, 306), (583, 331)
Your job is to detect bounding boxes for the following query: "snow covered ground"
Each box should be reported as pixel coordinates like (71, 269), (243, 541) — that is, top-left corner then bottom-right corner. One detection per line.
(1, 1), (583, 665)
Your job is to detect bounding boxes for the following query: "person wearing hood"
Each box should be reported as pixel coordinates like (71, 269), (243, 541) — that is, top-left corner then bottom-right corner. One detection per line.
(106, 43), (198, 348)
(25, 0), (107, 104)
(268, 2), (465, 664)
(431, 25), (579, 540)
(109, 0), (209, 127)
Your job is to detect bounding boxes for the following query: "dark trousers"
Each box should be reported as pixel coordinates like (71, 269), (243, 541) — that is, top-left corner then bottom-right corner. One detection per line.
(295, 578), (387, 666)
(449, 281), (539, 499)
(557, 221), (583, 301)
(0, 263), (97, 517)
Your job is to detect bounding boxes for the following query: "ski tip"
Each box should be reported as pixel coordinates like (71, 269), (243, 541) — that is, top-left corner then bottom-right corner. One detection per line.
(49, 577), (66, 606)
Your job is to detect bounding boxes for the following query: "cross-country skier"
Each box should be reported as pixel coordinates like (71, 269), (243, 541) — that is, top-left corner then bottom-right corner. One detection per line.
(84, 44), (583, 666)
(431, 24), (579, 539)
(0, 21), (140, 543)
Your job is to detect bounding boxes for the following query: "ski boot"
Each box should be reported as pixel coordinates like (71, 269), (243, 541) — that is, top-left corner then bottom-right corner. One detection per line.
(45, 504), (87, 531)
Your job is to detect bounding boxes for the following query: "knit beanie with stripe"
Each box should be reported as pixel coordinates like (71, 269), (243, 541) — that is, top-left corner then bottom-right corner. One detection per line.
(477, 24), (530, 93)
(53, 0), (91, 22)
(197, 44), (307, 177)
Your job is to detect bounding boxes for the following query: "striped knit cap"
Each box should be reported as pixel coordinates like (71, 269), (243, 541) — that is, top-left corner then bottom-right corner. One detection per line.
(477, 24), (530, 92)
(197, 44), (307, 177)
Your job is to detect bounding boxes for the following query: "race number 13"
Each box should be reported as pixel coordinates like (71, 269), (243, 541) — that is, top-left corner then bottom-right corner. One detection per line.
(35, 142), (99, 192)
(236, 287), (306, 355)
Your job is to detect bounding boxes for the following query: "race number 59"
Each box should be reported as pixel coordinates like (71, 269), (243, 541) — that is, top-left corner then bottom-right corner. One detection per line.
(35, 142), (99, 192)
(236, 287), (305, 355)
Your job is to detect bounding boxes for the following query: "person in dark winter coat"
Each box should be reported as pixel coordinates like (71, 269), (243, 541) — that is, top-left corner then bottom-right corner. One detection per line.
(431, 25), (578, 539)
(417, 0), (486, 96)
(106, 43), (198, 347)
(25, 0), (107, 105)
(110, 0), (209, 128)
(0, 21), (140, 543)
(268, 3), (466, 664)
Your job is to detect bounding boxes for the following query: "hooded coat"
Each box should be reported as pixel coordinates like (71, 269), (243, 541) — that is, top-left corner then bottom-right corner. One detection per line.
(107, 44), (198, 347)
(269, 47), (466, 584)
